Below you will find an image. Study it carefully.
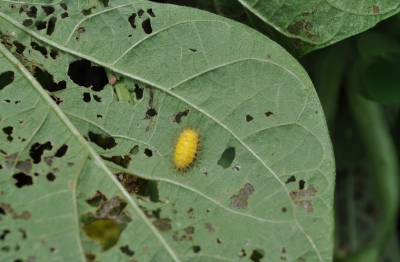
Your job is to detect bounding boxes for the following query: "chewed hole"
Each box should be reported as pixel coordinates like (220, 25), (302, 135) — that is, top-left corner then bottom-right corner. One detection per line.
(47, 17), (57, 36)
(246, 115), (253, 122)
(120, 245), (134, 257)
(13, 173), (33, 188)
(42, 6), (55, 16)
(142, 18), (152, 34)
(83, 92), (91, 102)
(88, 131), (117, 150)
(285, 175), (296, 184)
(2, 126), (13, 142)
(250, 248), (265, 262)
(33, 67), (66, 92)
(217, 147), (235, 169)
(60, 3), (67, 10)
(0, 71), (15, 90)
(265, 111), (274, 117)
(299, 180), (305, 190)
(93, 95), (102, 102)
(172, 109), (189, 123)
(46, 172), (55, 182)
(22, 19), (33, 27)
(145, 108), (157, 118)
(133, 84), (143, 99)
(55, 145), (68, 157)
(189, 48), (197, 52)
(193, 245), (201, 253)
(216, 238), (222, 244)
(147, 9), (155, 17)
(68, 59), (108, 91)
(144, 148), (153, 157)
(35, 21), (47, 31)
(29, 141), (53, 164)
(234, 165), (241, 172)
(137, 9), (144, 17)
(128, 13), (137, 29)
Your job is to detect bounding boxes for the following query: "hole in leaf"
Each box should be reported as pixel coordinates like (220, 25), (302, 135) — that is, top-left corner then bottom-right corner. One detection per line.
(147, 9), (156, 17)
(93, 95), (102, 102)
(50, 94), (63, 105)
(250, 249), (265, 262)
(61, 12), (69, 19)
(0, 71), (14, 90)
(42, 6), (55, 16)
(101, 155), (131, 169)
(35, 21), (47, 31)
(285, 175), (296, 184)
(50, 49), (59, 59)
(50, 247), (56, 252)
(86, 190), (107, 207)
(55, 145), (68, 157)
(299, 180), (305, 190)
(13, 41), (26, 54)
(0, 230), (10, 240)
(81, 7), (95, 16)
(142, 18), (152, 34)
(133, 84), (143, 99)
(216, 238), (222, 244)
(83, 92), (91, 102)
(145, 108), (157, 119)
(13, 173), (33, 188)
(46, 172), (55, 182)
(68, 60), (108, 91)
(246, 115), (253, 122)
(2, 126), (13, 142)
(128, 13), (137, 29)
(88, 131), (117, 150)
(33, 67), (66, 92)
(26, 6), (37, 18)
(281, 207), (287, 212)
(22, 19), (33, 27)
(172, 109), (189, 123)
(47, 17), (57, 36)
(138, 9), (144, 17)
(189, 48), (196, 52)
(29, 142), (53, 164)
(102, 0), (110, 7)
(9, 4), (16, 11)
(265, 111), (274, 117)
(30, 42), (48, 58)
(144, 148), (153, 157)
(217, 147), (235, 169)
(60, 3), (67, 10)
(96, 114), (103, 118)
(120, 245), (134, 257)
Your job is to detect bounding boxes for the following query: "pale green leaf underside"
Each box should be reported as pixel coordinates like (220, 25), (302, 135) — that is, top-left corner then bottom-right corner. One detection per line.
(0, 1), (335, 261)
(239, 0), (400, 52)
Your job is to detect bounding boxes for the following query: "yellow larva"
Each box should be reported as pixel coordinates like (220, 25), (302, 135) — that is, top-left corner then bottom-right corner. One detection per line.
(174, 129), (199, 170)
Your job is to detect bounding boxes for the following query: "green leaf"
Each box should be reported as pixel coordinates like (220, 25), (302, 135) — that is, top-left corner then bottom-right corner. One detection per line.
(238, 0), (400, 55)
(0, 1), (335, 261)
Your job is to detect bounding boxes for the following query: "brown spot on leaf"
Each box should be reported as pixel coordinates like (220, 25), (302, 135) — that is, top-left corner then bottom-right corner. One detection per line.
(116, 173), (143, 194)
(44, 156), (53, 166)
(4, 153), (17, 168)
(153, 218), (172, 231)
(0, 203), (31, 220)
(294, 39), (303, 50)
(306, 32), (317, 42)
(290, 184), (317, 199)
(294, 200), (314, 213)
(204, 223), (216, 232)
(108, 75), (117, 85)
(372, 5), (380, 14)
(230, 183), (254, 209)
(16, 160), (32, 174)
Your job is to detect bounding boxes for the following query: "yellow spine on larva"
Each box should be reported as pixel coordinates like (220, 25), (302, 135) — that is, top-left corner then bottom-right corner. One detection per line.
(174, 129), (199, 169)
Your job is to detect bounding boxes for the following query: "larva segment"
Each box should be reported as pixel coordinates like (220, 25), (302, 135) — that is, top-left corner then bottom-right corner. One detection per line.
(174, 129), (199, 170)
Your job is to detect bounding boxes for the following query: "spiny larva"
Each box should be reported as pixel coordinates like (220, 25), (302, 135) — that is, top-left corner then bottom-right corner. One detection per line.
(174, 129), (200, 170)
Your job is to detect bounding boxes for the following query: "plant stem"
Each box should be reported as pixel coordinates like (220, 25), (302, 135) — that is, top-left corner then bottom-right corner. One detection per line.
(346, 60), (399, 261)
